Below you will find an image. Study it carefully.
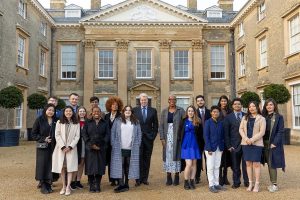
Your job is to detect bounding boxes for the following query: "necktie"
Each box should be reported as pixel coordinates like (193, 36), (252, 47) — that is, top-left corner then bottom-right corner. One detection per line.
(237, 112), (241, 122)
(142, 107), (146, 122)
(201, 109), (205, 126)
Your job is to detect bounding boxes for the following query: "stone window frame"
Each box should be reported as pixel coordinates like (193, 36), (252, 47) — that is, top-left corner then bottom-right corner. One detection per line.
(16, 27), (30, 70)
(208, 43), (229, 81)
(291, 82), (300, 129)
(39, 46), (48, 78)
(238, 21), (244, 38)
(175, 95), (192, 110)
(171, 48), (192, 80)
(237, 48), (246, 78)
(255, 28), (268, 70)
(97, 48), (116, 80)
(257, 1), (266, 22)
(135, 48), (153, 79)
(39, 21), (47, 37)
(14, 85), (27, 130)
(58, 42), (80, 81)
(18, 0), (26, 19)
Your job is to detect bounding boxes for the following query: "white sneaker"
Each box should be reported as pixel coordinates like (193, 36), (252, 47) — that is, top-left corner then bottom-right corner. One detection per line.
(268, 185), (278, 192)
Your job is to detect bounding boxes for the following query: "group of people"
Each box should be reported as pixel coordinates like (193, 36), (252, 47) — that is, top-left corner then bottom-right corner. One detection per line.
(32, 92), (285, 196)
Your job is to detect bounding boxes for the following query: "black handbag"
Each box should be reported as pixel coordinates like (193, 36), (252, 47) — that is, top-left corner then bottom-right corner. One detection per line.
(36, 122), (53, 149)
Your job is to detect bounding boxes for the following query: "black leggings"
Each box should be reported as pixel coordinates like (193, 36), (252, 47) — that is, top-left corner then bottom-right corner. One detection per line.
(120, 156), (131, 186)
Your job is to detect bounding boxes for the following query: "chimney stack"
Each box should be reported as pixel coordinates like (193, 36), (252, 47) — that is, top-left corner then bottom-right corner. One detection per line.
(218, 0), (234, 11)
(187, 0), (197, 10)
(91, 0), (101, 10)
(50, 0), (66, 9)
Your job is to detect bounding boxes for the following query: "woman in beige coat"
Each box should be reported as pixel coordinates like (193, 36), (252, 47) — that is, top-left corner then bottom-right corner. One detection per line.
(239, 101), (266, 193)
(52, 106), (80, 196)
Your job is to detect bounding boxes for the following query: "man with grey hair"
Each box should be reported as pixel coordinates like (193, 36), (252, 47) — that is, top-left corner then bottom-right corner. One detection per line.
(133, 93), (158, 186)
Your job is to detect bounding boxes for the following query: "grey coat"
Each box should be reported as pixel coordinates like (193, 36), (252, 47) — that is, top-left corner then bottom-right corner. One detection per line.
(159, 106), (185, 162)
(110, 118), (142, 179)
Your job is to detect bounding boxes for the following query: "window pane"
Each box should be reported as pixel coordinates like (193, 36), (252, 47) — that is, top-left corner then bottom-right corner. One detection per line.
(176, 97), (190, 110)
(61, 45), (77, 79)
(136, 49), (151, 78)
(293, 84), (300, 128)
(98, 50), (114, 78)
(174, 50), (189, 78)
(211, 45), (225, 79)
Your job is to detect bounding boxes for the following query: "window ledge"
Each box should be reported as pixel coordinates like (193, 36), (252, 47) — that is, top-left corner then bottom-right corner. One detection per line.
(238, 75), (246, 79)
(134, 78), (155, 81)
(94, 78), (117, 81)
(39, 75), (47, 79)
(209, 78), (227, 82)
(59, 79), (77, 81)
(16, 64), (28, 70)
(257, 65), (269, 72)
(284, 51), (300, 64)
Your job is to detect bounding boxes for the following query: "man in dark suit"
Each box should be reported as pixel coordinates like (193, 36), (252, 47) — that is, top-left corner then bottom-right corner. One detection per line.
(133, 93), (158, 186)
(195, 95), (211, 184)
(223, 98), (249, 189)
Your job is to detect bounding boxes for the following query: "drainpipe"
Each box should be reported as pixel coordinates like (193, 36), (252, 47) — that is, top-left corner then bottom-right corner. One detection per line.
(230, 29), (236, 98)
(50, 27), (55, 96)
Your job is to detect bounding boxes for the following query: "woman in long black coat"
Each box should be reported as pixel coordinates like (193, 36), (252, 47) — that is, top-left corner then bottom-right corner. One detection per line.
(217, 95), (232, 186)
(104, 96), (123, 186)
(32, 104), (57, 194)
(82, 106), (110, 192)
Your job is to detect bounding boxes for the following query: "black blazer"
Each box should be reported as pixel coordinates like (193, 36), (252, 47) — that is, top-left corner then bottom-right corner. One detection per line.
(132, 106), (158, 141)
(196, 107), (211, 122)
(224, 112), (244, 150)
(104, 112), (121, 129)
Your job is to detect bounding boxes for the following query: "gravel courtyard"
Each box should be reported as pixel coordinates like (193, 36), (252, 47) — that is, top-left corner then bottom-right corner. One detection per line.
(0, 139), (299, 200)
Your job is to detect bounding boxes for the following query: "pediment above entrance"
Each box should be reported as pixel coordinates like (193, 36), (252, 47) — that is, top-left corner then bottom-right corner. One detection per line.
(81, 0), (207, 24)
(130, 83), (160, 91)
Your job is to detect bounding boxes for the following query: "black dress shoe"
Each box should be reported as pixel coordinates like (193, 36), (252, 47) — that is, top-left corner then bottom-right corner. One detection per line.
(190, 179), (196, 190)
(232, 184), (240, 189)
(70, 181), (77, 190)
(184, 180), (190, 190)
(143, 181), (149, 185)
(135, 180), (141, 187)
(244, 182), (249, 187)
(114, 185), (129, 193)
(195, 177), (200, 184)
(45, 182), (53, 193)
(40, 183), (49, 194)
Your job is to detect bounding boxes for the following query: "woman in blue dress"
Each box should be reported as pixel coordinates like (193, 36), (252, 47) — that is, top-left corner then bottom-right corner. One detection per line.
(180, 105), (201, 190)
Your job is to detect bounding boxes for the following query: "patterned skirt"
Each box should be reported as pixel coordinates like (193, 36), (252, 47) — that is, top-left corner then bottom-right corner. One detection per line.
(163, 123), (181, 173)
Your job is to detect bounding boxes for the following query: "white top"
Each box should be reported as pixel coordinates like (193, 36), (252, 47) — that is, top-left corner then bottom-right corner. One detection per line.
(120, 119), (134, 150)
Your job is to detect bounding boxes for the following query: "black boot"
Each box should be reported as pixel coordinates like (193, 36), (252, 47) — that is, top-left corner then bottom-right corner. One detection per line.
(190, 179), (196, 190)
(166, 173), (172, 186)
(40, 182), (49, 194)
(184, 180), (190, 190)
(95, 175), (101, 193)
(88, 176), (96, 193)
(45, 182), (53, 193)
(173, 173), (179, 186)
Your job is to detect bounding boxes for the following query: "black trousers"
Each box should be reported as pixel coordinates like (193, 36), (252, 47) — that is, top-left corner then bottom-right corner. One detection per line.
(139, 138), (154, 182)
(196, 152), (207, 180)
(120, 153), (131, 186)
(231, 147), (248, 186)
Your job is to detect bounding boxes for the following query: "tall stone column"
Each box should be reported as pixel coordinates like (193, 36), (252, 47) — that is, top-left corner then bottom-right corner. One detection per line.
(192, 39), (204, 100)
(159, 40), (171, 111)
(83, 39), (96, 108)
(116, 39), (129, 105)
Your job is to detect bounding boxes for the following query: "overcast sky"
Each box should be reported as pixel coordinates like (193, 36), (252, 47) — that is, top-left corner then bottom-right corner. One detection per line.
(38, 0), (248, 11)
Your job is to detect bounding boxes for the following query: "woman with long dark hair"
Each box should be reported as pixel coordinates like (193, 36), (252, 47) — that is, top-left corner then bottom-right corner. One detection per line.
(180, 105), (201, 190)
(217, 95), (232, 186)
(32, 104), (57, 194)
(240, 101), (266, 192)
(52, 106), (80, 196)
(262, 98), (285, 192)
(104, 96), (124, 186)
(70, 106), (87, 189)
(110, 105), (142, 193)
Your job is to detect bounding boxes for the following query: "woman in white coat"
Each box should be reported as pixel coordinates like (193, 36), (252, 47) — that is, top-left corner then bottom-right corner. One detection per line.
(52, 106), (80, 196)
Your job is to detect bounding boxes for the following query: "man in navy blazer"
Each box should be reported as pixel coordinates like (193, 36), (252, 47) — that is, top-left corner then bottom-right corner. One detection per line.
(132, 93), (158, 186)
(195, 95), (211, 184)
(223, 98), (249, 188)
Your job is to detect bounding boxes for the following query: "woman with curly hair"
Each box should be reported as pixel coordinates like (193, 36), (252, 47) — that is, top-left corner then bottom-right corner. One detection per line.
(104, 96), (124, 186)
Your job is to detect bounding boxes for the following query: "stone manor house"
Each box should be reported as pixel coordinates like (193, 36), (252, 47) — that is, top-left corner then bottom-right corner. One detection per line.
(0, 0), (299, 142)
